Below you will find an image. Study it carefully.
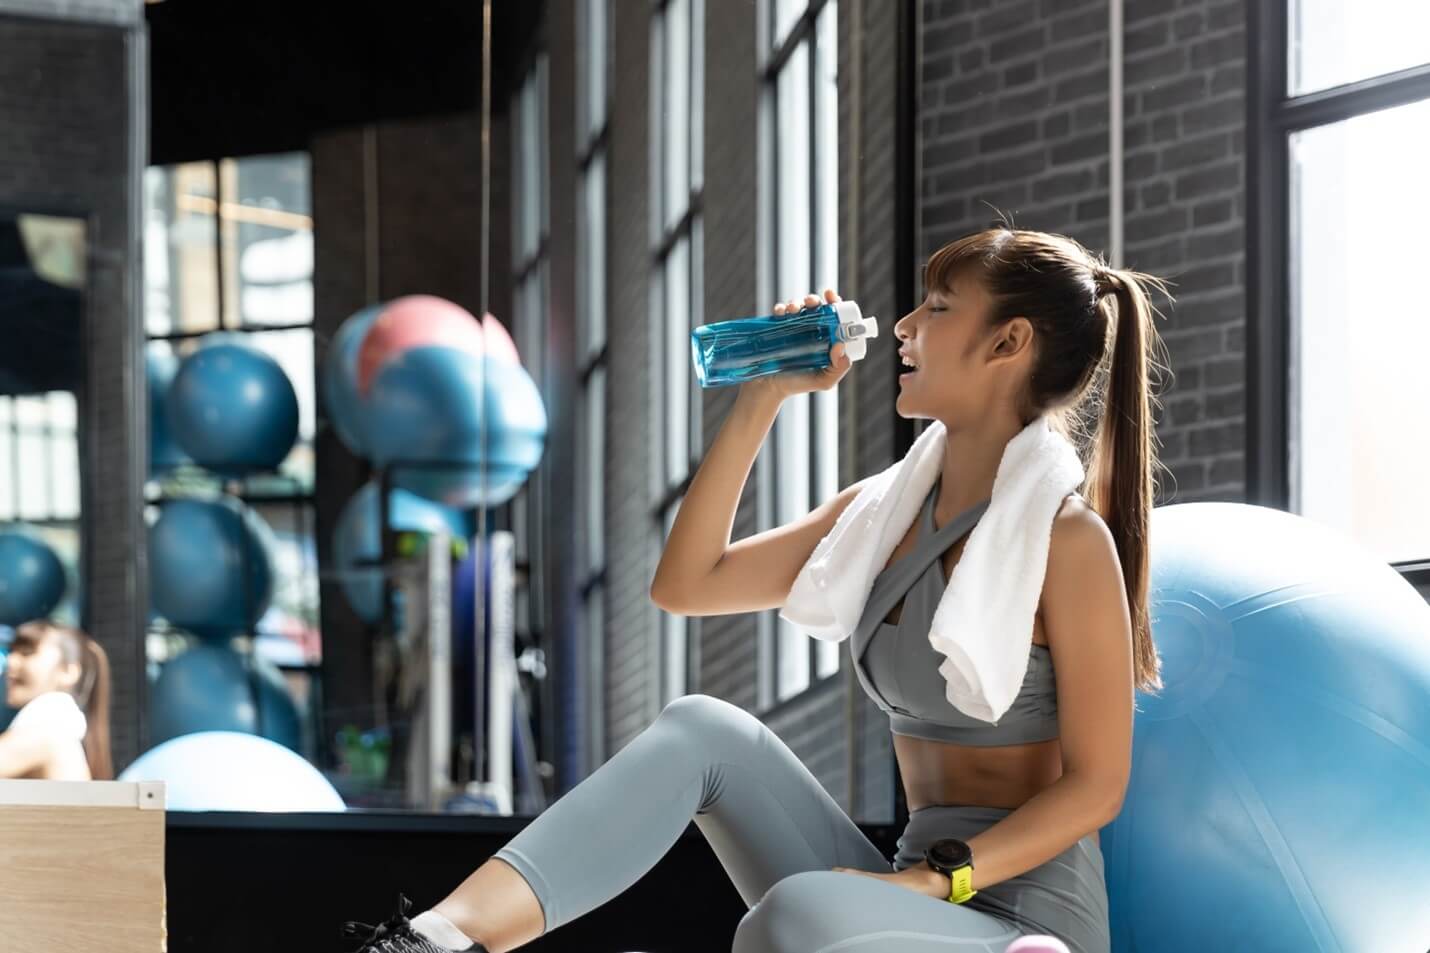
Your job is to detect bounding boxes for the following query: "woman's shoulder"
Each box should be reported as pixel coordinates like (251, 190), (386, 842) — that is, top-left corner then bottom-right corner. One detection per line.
(8, 691), (86, 741)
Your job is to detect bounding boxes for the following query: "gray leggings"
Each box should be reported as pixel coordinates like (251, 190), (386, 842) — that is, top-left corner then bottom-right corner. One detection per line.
(492, 693), (1110, 953)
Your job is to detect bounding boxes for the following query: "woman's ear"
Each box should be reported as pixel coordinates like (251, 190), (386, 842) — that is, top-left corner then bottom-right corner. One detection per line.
(992, 316), (1035, 361)
(55, 659), (82, 692)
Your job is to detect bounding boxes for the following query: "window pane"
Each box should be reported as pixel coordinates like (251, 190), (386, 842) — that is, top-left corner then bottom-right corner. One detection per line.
(1290, 0), (1430, 95)
(688, 217), (704, 457)
(773, 0), (804, 51)
(816, 2), (839, 292)
(1289, 96), (1430, 563)
(581, 152), (607, 361)
(585, 366), (606, 577)
(145, 162), (221, 337)
(777, 39), (811, 299)
(664, 236), (690, 487)
(664, 0), (691, 230)
(520, 69), (542, 263)
(583, 0), (608, 141)
(231, 153), (313, 329)
(662, 500), (688, 703)
(777, 618), (810, 699)
(690, 0), (704, 196)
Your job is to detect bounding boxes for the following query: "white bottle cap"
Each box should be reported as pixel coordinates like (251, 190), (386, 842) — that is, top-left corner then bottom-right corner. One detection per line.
(832, 300), (880, 362)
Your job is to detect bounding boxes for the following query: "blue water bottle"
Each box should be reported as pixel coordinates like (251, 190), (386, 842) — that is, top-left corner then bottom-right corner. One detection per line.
(690, 300), (880, 388)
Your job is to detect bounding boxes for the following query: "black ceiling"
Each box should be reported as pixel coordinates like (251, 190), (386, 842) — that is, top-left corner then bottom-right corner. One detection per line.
(146, 0), (545, 166)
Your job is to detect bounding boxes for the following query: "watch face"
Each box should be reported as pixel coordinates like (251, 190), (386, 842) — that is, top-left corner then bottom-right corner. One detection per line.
(927, 837), (972, 871)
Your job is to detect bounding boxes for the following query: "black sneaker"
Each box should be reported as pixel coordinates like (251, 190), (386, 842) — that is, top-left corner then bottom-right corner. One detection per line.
(341, 893), (488, 953)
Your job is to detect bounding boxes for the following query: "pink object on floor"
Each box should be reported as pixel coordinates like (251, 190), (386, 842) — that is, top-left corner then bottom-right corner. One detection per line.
(1005, 937), (1071, 953)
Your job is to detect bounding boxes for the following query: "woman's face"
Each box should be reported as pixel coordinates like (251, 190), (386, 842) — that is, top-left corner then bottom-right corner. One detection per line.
(4, 624), (78, 709)
(893, 276), (998, 424)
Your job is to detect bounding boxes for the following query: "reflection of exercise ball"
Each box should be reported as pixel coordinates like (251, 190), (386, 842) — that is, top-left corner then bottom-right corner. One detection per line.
(120, 731), (343, 812)
(167, 340), (299, 475)
(147, 346), (191, 474)
(321, 304), (382, 456)
(356, 295), (488, 394)
(366, 347), (546, 507)
(149, 641), (301, 751)
(333, 480), (469, 623)
(149, 497), (274, 637)
(0, 533), (66, 626)
(1103, 502), (1430, 952)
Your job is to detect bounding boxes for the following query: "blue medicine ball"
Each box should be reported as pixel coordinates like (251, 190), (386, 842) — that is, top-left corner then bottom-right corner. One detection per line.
(148, 642), (301, 751)
(119, 731), (343, 812)
(1103, 502), (1430, 952)
(333, 480), (469, 623)
(147, 346), (191, 475)
(365, 346), (546, 507)
(0, 533), (66, 626)
(149, 497), (275, 637)
(166, 340), (299, 475)
(321, 304), (382, 457)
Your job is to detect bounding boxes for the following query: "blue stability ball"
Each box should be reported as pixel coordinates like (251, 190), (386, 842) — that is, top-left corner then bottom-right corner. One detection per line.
(119, 730), (344, 812)
(1103, 502), (1430, 952)
(333, 479), (470, 623)
(166, 339), (299, 475)
(322, 304), (382, 457)
(0, 533), (66, 626)
(147, 346), (191, 474)
(365, 346), (547, 507)
(149, 497), (275, 636)
(148, 642), (301, 751)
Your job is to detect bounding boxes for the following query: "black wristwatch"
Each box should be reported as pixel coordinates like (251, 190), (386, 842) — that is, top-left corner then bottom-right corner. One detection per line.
(924, 837), (977, 904)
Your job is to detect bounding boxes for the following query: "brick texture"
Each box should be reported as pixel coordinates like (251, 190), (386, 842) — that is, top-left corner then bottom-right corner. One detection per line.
(0, 13), (146, 769)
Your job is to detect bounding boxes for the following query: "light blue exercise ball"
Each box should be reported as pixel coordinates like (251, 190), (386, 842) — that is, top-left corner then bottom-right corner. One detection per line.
(333, 479), (470, 623)
(166, 339), (299, 475)
(147, 346), (191, 475)
(149, 641), (301, 751)
(0, 532), (66, 626)
(1103, 502), (1430, 952)
(365, 346), (546, 507)
(149, 497), (275, 637)
(321, 304), (382, 457)
(119, 730), (344, 812)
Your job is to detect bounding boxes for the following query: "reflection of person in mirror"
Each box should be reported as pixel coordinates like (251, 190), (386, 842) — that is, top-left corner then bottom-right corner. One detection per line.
(1, 621), (112, 780)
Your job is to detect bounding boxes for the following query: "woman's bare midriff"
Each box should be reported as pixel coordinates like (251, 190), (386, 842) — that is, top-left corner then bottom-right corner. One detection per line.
(881, 496), (1095, 845)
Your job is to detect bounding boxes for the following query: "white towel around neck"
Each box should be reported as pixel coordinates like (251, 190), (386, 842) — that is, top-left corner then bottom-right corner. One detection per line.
(779, 414), (1085, 723)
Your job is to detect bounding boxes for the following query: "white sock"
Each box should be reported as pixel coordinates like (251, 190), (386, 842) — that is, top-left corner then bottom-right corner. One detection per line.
(410, 910), (480, 951)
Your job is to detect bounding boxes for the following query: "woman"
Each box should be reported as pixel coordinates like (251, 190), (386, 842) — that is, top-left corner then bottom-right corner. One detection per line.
(0, 620), (113, 781)
(340, 225), (1168, 953)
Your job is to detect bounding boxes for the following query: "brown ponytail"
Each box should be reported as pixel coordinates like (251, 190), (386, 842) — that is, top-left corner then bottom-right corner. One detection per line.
(1086, 265), (1170, 695)
(45, 624), (114, 780)
(924, 225), (1171, 696)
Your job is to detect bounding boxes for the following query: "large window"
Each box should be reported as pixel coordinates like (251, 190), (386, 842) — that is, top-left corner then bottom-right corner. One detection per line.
(651, 0), (704, 707)
(512, 55), (550, 654)
(1251, 4), (1430, 577)
(576, 0), (610, 762)
(143, 152), (323, 750)
(756, 0), (841, 708)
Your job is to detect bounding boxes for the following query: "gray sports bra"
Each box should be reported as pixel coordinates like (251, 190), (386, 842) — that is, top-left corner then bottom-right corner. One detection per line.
(850, 481), (1059, 745)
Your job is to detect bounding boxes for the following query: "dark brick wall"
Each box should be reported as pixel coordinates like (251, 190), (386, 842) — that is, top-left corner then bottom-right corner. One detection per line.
(1122, 0), (1246, 497)
(310, 108), (513, 746)
(0, 12), (146, 768)
(918, 0), (1247, 506)
(603, 0), (657, 753)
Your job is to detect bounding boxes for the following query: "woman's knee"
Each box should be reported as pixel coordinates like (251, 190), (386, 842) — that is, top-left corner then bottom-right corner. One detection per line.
(731, 871), (841, 953)
(655, 692), (759, 738)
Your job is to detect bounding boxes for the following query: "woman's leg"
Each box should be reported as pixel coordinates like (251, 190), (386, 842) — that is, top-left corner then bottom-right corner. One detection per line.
(433, 693), (891, 951)
(731, 869), (1026, 953)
